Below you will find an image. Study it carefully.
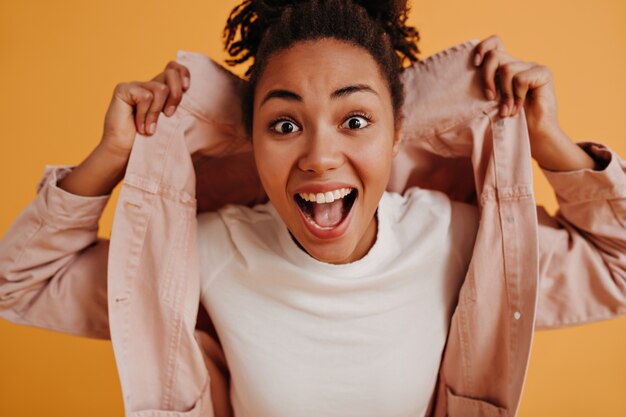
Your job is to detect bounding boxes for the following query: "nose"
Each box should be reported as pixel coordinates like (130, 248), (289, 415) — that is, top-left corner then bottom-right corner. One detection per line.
(297, 128), (344, 174)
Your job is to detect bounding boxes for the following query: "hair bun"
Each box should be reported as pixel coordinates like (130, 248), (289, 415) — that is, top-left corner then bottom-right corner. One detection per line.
(250, 0), (416, 36)
(353, 0), (421, 66)
(224, 0), (420, 73)
(353, 0), (411, 22)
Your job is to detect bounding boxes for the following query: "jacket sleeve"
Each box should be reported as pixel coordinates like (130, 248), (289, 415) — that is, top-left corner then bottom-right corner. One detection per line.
(534, 141), (626, 329)
(0, 165), (111, 339)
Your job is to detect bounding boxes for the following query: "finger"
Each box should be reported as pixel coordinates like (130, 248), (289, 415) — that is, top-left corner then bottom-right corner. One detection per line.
(166, 61), (191, 90)
(126, 84), (154, 135)
(141, 81), (170, 135)
(481, 49), (516, 101)
(512, 64), (552, 116)
(511, 70), (532, 117)
(473, 34), (505, 66)
(162, 68), (183, 117)
(497, 61), (535, 117)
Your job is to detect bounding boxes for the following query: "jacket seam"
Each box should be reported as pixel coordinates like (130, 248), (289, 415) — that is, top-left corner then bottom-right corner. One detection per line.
(537, 307), (626, 329)
(4, 220), (110, 339)
(203, 250), (235, 296)
(556, 185), (626, 204)
(123, 177), (196, 207)
(402, 103), (499, 152)
(163, 209), (196, 409)
(178, 101), (248, 157)
(7, 221), (44, 282)
(158, 116), (185, 191)
(12, 315), (110, 339)
(3, 219), (43, 315)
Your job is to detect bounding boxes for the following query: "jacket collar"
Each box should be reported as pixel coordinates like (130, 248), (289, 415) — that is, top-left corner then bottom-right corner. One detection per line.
(128, 39), (504, 213)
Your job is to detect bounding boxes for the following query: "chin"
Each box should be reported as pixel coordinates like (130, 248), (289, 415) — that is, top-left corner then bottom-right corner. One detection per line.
(299, 236), (358, 264)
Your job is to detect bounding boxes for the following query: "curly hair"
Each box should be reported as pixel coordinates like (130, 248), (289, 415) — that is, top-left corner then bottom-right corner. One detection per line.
(222, 0), (421, 136)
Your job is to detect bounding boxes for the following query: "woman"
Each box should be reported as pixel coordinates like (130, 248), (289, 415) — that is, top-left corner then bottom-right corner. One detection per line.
(1, 0), (625, 416)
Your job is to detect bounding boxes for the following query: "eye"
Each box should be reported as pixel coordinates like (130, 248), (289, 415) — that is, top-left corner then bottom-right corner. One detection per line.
(341, 114), (371, 129)
(270, 119), (301, 134)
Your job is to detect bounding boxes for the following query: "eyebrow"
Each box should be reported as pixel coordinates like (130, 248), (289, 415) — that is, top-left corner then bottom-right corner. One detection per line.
(260, 83), (379, 107)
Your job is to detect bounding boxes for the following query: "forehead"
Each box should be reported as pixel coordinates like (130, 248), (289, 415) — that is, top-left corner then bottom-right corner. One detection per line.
(255, 38), (388, 101)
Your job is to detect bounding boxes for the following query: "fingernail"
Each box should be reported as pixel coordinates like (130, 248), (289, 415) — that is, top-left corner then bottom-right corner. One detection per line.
(500, 104), (508, 117)
(183, 77), (190, 89)
(148, 122), (156, 134)
(473, 53), (481, 66)
(166, 105), (176, 116)
(485, 89), (495, 101)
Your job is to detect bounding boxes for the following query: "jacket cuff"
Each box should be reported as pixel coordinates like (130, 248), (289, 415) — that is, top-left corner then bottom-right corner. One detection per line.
(540, 142), (626, 204)
(34, 165), (111, 227)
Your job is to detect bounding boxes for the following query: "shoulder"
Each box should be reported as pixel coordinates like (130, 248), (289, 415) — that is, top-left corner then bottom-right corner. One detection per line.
(196, 200), (282, 258)
(384, 188), (479, 261)
(197, 201), (275, 230)
(385, 187), (455, 223)
(196, 210), (236, 290)
(386, 187), (478, 224)
(213, 201), (279, 241)
(196, 201), (284, 291)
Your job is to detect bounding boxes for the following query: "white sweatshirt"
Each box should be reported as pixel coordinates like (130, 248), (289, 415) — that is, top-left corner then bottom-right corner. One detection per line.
(197, 188), (479, 417)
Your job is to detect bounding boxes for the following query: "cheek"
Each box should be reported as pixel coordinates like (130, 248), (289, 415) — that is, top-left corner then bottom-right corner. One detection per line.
(353, 134), (395, 186)
(253, 138), (290, 198)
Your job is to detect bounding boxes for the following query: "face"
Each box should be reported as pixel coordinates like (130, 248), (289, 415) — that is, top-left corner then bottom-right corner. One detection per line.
(252, 38), (401, 264)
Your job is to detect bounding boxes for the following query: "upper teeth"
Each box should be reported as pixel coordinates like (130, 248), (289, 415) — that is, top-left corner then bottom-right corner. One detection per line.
(298, 188), (353, 204)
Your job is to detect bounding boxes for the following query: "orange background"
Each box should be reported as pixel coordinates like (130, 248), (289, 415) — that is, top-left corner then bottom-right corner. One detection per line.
(1, 0), (625, 416)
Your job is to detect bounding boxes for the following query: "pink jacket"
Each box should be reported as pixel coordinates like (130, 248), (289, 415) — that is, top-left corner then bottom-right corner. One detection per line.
(1, 39), (625, 417)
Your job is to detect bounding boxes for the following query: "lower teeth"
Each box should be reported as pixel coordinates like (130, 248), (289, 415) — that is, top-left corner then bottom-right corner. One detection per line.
(295, 191), (357, 231)
(304, 214), (336, 231)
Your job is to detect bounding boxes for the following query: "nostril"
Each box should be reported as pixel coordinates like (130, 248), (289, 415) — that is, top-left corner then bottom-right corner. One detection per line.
(298, 153), (344, 173)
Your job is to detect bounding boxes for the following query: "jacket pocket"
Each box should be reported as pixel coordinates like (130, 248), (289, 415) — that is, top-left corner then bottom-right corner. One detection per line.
(129, 403), (202, 417)
(129, 390), (209, 417)
(123, 361), (220, 417)
(446, 386), (508, 417)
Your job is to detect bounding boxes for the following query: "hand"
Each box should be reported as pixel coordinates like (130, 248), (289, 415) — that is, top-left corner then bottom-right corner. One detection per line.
(99, 61), (191, 159)
(471, 35), (597, 171)
(472, 35), (561, 145)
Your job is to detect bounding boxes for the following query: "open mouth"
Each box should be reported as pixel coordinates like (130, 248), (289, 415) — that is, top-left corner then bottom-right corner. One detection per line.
(294, 188), (358, 231)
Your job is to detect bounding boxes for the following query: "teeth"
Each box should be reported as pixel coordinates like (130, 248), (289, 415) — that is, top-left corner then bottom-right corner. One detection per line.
(298, 188), (353, 203)
(303, 213), (336, 230)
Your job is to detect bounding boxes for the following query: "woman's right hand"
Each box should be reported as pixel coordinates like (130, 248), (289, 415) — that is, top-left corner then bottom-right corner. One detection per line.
(99, 61), (191, 159)
(57, 61), (191, 197)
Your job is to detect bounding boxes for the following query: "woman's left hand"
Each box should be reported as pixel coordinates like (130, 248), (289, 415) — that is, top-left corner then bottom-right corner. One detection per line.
(472, 35), (598, 171)
(472, 34), (560, 140)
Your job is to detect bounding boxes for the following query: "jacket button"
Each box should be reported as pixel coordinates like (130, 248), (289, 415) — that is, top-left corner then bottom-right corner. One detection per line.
(513, 311), (521, 320)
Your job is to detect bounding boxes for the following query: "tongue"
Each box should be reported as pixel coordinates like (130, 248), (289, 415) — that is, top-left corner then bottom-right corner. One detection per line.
(312, 200), (344, 227)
